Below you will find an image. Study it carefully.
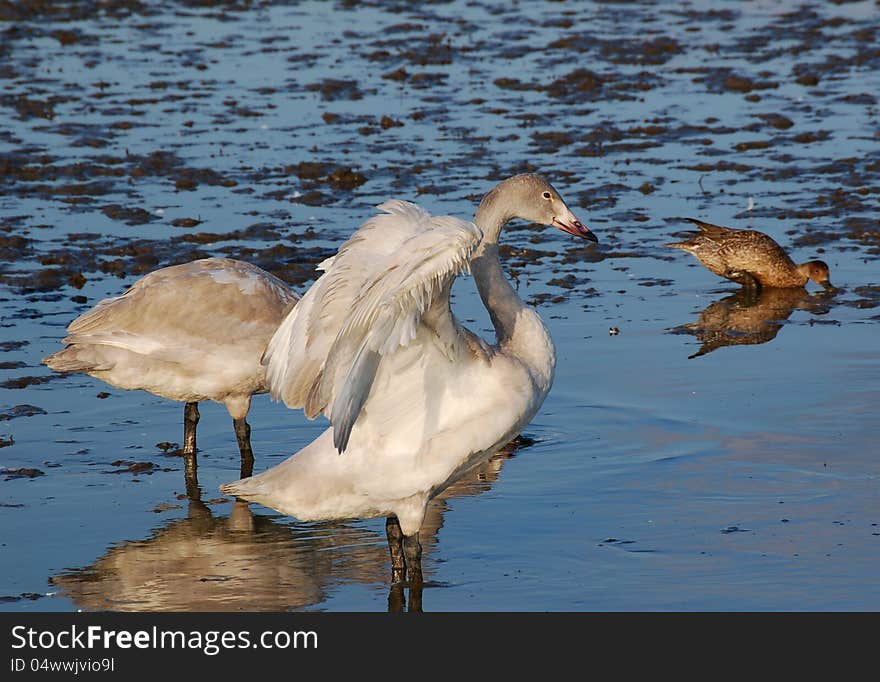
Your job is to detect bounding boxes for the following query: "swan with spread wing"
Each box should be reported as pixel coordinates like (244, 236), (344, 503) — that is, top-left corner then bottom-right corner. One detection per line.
(221, 174), (597, 583)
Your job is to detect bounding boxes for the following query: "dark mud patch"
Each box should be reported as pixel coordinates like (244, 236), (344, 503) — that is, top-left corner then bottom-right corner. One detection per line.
(0, 593), (44, 603)
(547, 274), (592, 290)
(839, 285), (880, 310)
(0, 375), (60, 389)
(0, 404), (47, 420)
(178, 222), (284, 245)
(1, 212), (337, 296)
(680, 160), (753, 174)
(495, 67), (662, 104)
(0, 2), (153, 22)
(0, 361), (27, 369)
(101, 204), (158, 226)
(0, 234), (34, 263)
(527, 292), (566, 307)
(284, 162), (368, 193)
(598, 36), (684, 66)
(151, 502), (183, 513)
(498, 244), (557, 269)
(754, 113), (794, 130)
(2, 467), (45, 480)
(306, 78), (366, 102)
(106, 460), (159, 475)
(637, 278), (675, 287)
(171, 218), (203, 228)
(0, 149), (237, 206)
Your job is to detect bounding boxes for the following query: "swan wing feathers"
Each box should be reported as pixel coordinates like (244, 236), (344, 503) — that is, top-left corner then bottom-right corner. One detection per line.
(263, 200), (483, 451)
(62, 258), (297, 366)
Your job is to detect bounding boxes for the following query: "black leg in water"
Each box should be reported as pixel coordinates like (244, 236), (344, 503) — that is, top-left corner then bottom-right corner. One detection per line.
(387, 581), (423, 613)
(183, 451), (199, 499)
(233, 417), (255, 478)
(407, 581), (423, 613)
(386, 516), (407, 584)
(403, 532), (423, 586)
(183, 401), (199, 456)
(388, 583), (406, 613)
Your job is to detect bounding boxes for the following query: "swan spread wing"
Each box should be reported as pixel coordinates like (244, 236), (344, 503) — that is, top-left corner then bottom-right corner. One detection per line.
(263, 200), (483, 451)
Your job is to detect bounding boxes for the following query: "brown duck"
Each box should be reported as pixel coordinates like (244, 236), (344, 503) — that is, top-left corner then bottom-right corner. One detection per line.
(666, 219), (832, 289)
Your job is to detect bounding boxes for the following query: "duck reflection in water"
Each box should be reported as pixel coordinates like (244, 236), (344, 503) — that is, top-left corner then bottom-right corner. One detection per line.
(49, 439), (523, 613)
(668, 286), (835, 359)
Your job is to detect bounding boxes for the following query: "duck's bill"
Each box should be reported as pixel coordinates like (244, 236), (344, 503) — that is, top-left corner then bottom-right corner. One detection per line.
(554, 216), (598, 242)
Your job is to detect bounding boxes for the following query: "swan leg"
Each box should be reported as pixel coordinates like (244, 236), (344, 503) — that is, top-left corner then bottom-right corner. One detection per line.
(388, 581), (423, 613)
(407, 580), (423, 612)
(388, 583), (405, 613)
(183, 450), (199, 498)
(183, 402), (199, 455)
(386, 516), (407, 584)
(233, 417), (255, 478)
(403, 532), (423, 585)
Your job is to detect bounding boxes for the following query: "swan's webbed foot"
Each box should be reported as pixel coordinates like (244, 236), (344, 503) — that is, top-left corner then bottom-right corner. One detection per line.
(233, 417), (255, 478)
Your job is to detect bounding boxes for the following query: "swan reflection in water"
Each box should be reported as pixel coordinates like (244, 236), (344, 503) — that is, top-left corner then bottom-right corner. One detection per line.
(668, 286), (835, 359)
(50, 439), (525, 612)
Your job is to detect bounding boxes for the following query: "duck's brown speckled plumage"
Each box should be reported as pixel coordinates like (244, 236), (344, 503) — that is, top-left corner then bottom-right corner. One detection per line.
(666, 219), (832, 289)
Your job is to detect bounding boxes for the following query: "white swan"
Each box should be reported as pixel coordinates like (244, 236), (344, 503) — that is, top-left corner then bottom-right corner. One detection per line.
(220, 174), (597, 582)
(43, 257), (298, 475)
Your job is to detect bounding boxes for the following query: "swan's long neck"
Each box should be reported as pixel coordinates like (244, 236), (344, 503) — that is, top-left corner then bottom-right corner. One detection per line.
(470, 187), (556, 389)
(471, 190), (524, 344)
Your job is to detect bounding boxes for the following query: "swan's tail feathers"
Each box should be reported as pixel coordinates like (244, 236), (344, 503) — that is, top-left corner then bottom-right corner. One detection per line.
(219, 480), (240, 495)
(42, 347), (109, 373)
(219, 476), (260, 499)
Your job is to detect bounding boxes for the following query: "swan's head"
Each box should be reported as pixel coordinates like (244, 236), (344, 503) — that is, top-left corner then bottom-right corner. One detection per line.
(493, 173), (597, 243)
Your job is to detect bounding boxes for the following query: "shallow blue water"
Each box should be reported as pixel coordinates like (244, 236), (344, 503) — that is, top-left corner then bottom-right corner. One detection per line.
(1, 0), (878, 611)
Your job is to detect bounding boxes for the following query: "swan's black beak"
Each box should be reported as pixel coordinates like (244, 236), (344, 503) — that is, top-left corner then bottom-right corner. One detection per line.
(554, 215), (598, 243)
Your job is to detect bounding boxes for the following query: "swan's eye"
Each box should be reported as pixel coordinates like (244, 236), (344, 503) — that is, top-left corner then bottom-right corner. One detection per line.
(542, 191), (552, 200)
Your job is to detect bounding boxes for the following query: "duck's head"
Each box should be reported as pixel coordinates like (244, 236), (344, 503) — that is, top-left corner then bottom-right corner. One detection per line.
(799, 260), (833, 289)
